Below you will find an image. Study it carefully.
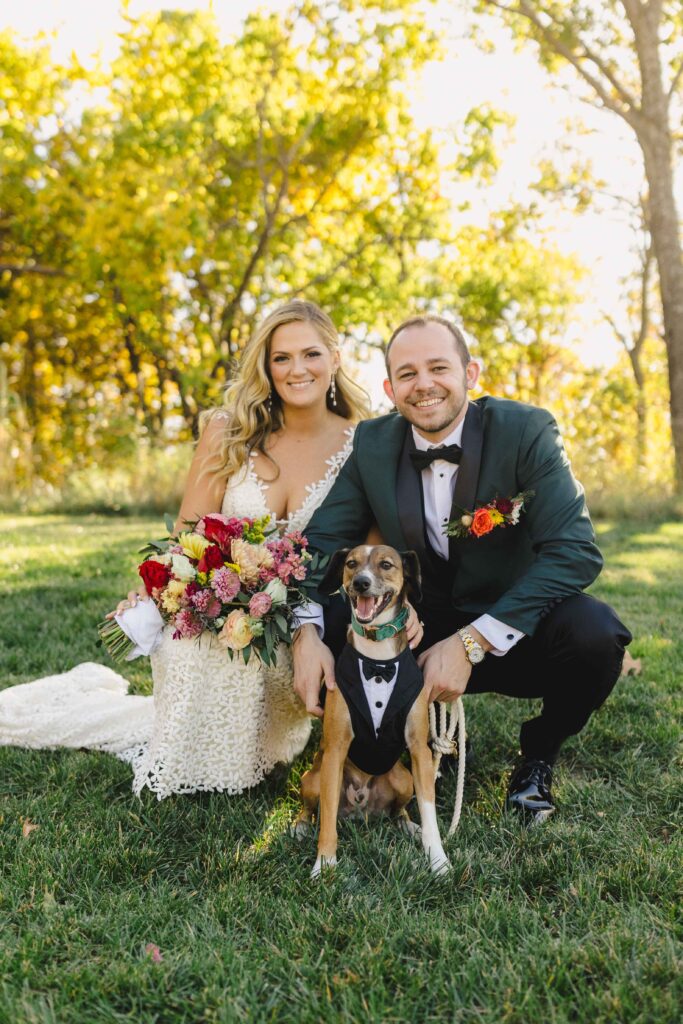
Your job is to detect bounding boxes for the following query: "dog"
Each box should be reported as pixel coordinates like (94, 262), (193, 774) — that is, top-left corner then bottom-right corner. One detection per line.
(293, 544), (451, 879)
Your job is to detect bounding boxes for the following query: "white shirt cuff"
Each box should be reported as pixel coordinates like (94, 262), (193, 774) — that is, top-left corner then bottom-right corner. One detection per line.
(471, 614), (525, 657)
(292, 600), (325, 639)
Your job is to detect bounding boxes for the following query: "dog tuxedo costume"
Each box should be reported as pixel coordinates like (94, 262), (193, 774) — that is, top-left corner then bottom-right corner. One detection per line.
(333, 643), (423, 776)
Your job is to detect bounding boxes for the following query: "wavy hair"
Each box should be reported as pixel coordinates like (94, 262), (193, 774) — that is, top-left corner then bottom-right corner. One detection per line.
(198, 300), (370, 483)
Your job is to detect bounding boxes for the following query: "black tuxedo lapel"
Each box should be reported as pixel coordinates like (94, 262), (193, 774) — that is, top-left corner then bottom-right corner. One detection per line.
(395, 421), (428, 564)
(449, 401), (484, 560)
(335, 646), (375, 728)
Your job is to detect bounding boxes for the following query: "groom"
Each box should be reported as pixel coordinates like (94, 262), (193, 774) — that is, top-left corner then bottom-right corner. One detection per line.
(293, 314), (631, 821)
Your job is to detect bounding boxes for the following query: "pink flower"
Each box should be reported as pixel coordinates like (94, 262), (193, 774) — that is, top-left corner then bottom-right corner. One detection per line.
(190, 589), (222, 618)
(172, 610), (203, 639)
(145, 944), (163, 963)
(248, 592), (272, 617)
(204, 597), (221, 618)
(212, 567), (241, 602)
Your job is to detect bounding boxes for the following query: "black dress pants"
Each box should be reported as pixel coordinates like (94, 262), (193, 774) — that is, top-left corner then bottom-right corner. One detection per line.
(414, 594), (632, 764)
(323, 592), (631, 764)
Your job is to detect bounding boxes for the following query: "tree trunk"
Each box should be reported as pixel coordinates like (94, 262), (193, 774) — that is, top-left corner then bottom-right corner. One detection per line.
(629, 1), (683, 488)
(639, 139), (683, 489)
(627, 347), (647, 470)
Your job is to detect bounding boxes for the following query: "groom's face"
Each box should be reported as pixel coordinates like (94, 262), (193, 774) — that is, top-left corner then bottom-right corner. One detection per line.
(383, 323), (480, 441)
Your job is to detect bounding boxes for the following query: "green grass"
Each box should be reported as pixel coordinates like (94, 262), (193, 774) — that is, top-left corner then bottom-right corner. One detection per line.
(1, 515), (681, 1024)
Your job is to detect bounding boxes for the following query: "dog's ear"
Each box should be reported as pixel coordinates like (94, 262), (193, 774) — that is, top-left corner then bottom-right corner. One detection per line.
(400, 550), (422, 604)
(318, 548), (350, 596)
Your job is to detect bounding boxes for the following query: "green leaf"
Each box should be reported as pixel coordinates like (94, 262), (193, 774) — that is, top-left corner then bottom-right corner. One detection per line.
(164, 513), (175, 535)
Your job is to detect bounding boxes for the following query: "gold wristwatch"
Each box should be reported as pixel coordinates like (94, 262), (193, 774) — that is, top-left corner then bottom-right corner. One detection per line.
(457, 628), (486, 665)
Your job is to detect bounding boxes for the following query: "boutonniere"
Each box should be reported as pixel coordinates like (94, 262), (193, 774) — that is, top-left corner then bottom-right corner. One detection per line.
(444, 491), (534, 540)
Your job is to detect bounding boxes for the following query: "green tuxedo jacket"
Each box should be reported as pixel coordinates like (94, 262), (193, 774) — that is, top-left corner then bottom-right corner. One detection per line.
(304, 397), (603, 637)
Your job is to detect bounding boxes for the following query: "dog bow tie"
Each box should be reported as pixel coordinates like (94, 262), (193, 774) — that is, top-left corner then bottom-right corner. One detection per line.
(409, 444), (462, 471)
(362, 661), (396, 683)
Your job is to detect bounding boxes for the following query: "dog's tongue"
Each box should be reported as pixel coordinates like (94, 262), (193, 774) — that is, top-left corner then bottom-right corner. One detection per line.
(356, 595), (376, 621)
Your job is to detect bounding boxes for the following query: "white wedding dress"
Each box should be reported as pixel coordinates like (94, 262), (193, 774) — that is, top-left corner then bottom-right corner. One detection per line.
(0, 429), (353, 799)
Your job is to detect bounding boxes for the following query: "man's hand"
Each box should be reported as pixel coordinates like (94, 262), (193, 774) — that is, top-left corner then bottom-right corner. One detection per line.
(417, 633), (472, 704)
(292, 623), (336, 719)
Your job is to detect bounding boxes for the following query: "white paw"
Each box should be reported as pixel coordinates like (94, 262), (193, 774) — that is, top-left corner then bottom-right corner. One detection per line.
(310, 855), (337, 879)
(430, 853), (452, 877)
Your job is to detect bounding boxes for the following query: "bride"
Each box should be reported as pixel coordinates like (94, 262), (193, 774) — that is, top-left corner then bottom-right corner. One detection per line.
(1, 300), (421, 798)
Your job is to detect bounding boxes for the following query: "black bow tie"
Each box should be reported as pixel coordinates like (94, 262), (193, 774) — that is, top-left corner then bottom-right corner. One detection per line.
(409, 444), (462, 471)
(361, 661), (396, 683)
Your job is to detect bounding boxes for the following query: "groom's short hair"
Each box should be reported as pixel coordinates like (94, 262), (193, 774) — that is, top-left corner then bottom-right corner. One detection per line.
(385, 314), (471, 376)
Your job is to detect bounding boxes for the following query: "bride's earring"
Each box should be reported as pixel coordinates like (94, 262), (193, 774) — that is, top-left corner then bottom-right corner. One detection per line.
(329, 374), (337, 407)
(266, 389), (273, 414)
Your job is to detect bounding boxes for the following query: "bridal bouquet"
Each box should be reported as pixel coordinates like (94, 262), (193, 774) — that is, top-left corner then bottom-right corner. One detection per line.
(98, 513), (325, 667)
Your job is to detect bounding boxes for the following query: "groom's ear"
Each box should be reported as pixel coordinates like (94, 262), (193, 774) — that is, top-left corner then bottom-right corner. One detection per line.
(318, 548), (350, 596)
(400, 551), (422, 604)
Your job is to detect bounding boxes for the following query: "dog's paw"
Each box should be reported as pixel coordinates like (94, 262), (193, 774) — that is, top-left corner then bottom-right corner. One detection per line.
(430, 853), (452, 877)
(290, 819), (313, 841)
(311, 855), (337, 879)
(397, 817), (422, 839)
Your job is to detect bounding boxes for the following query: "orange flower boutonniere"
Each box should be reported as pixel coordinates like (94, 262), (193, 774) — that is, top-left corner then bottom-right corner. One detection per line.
(445, 491), (534, 540)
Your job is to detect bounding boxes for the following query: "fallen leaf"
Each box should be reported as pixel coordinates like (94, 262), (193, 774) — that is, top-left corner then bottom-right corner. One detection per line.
(621, 651), (642, 677)
(145, 943), (163, 963)
(21, 819), (40, 838)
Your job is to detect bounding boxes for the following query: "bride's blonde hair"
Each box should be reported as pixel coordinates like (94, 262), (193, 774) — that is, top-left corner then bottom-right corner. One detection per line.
(198, 299), (370, 482)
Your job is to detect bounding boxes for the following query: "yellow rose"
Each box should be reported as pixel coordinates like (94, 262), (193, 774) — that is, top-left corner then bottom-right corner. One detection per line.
(231, 538), (274, 586)
(178, 532), (210, 561)
(218, 609), (254, 651)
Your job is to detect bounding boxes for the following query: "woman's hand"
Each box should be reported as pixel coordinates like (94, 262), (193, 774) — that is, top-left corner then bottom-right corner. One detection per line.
(104, 587), (150, 620)
(405, 602), (424, 650)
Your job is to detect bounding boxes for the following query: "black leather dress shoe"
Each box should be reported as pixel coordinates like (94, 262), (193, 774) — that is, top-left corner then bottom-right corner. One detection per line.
(505, 758), (556, 823)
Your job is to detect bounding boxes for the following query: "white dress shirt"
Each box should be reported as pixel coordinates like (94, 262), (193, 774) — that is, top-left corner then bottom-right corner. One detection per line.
(295, 420), (526, 656)
(411, 424), (524, 655)
(358, 658), (399, 732)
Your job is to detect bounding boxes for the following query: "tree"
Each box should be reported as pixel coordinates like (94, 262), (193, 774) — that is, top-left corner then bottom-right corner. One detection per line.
(479, 0), (683, 489)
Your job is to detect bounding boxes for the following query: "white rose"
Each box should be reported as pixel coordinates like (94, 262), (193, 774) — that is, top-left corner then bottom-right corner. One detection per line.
(264, 578), (287, 605)
(171, 554), (196, 581)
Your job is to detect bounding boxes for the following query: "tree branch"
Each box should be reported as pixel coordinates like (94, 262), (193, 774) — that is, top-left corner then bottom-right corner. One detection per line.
(483, 0), (641, 128)
(668, 57), (683, 103)
(0, 262), (66, 277)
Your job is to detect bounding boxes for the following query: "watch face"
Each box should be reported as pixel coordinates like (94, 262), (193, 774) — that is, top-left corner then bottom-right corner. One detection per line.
(469, 646), (485, 664)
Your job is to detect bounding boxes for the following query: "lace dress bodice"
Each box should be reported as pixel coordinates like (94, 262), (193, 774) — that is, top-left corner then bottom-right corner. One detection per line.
(223, 428), (354, 532)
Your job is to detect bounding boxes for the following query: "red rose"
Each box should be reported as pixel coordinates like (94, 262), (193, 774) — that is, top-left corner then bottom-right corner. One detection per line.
(197, 544), (225, 574)
(202, 514), (244, 552)
(139, 559), (172, 592)
(495, 497), (513, 515)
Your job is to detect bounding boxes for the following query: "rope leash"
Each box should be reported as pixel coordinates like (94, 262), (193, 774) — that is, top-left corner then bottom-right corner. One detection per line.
(429, 698), (466, 835)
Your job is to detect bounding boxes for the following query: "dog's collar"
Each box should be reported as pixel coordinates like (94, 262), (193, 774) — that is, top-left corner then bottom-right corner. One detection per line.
(350, 605), (410, 641)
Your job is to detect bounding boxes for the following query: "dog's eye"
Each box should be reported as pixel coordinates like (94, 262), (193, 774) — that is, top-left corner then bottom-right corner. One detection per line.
(379, 560), (394, 570)
(346, 560), (357, 569)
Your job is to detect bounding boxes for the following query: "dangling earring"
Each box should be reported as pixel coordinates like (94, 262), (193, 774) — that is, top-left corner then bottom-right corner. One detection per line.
(266, 389), (273, 414)
(329, 373), (337, 407)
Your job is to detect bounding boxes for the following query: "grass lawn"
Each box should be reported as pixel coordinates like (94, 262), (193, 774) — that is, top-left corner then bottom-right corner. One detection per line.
(0, 514), (681, 1024)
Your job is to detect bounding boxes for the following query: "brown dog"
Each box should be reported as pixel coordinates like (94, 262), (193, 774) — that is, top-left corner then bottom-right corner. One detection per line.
(294, 544), (450, 878)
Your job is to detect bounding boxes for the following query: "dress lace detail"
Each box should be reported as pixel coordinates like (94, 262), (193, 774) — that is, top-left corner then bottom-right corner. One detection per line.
(0, 427), (355, 799)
